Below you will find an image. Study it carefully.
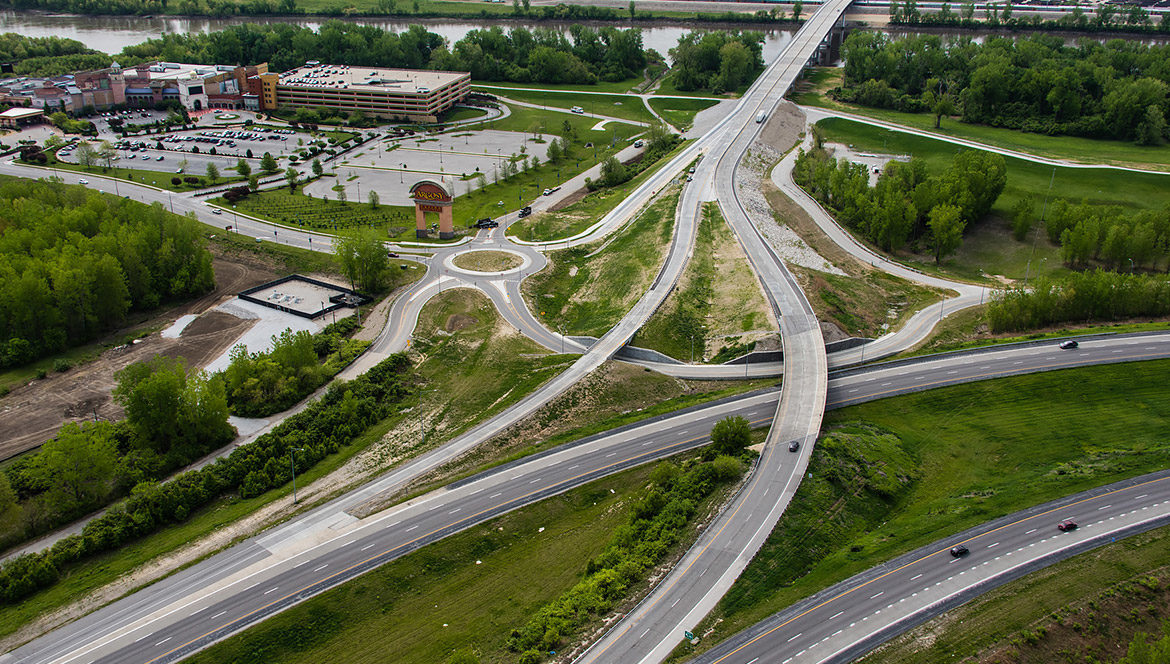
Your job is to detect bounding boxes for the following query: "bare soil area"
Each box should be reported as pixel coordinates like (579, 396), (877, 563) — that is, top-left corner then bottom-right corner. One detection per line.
(0, 250), (281, 460)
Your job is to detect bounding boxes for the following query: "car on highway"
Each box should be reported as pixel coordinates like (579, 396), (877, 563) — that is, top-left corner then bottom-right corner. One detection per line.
(387, 251), (399, 258)
(1059, 340), (1079, 350)
(211, 209), (222, 215)
(1057, 519), (1078, 531)
(78, 178), (88, 184)
(950, 544), (969, 558)
(570, 106), (584, 114)
(788, 440), (800, 452)
(634, 139), (644, 148)
(518, 206), (532, 218)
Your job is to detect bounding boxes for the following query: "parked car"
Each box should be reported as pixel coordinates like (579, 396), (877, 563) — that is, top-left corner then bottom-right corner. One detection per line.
(518, 206), (532, 218)
(950, 545), (969, 558)
(1059, 340), (1079, 350)
(473, 218), (498, 228)
(788, 440), (800, 453)
(1057, 519), (1078, 531)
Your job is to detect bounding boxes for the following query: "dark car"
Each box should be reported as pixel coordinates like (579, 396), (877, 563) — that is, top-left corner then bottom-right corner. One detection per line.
(518, 206), (532, 218)
(788, 440), (800, 453)
(387, 251), (399, 258)
(474, 218), (499, 229)
(1059, 340), (1079, 350)
(1057, 519), (1078, 531)
(950, 545), (969, 558)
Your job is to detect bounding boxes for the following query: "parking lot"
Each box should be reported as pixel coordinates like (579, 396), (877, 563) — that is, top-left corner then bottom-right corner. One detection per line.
(305, 129), (551, 203)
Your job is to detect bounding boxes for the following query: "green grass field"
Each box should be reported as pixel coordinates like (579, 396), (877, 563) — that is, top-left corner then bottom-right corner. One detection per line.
(32, 153), (243, 192)
(506, 139), (690, 242)
(647, 96), (720, 130)
(674, 359), (1170, 661)
(655, 73), (730, 99)
(522, 185), (678, 337)
(480, 87), (655, 125)
(813, 117), (1170, 282)
(860, 522), (1170, 664)
(792, 67), (1170, 171)
(473, 77), (644, 95)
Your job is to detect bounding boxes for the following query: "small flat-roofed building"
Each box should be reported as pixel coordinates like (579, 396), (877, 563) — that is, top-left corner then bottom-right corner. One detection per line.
(0, 107), (44, 129)
(259, 63), (470, 122)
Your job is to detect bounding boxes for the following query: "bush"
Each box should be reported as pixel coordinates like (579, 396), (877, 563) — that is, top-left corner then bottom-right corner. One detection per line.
(52, 358), (72, 373)
(171, 177), (182, 186)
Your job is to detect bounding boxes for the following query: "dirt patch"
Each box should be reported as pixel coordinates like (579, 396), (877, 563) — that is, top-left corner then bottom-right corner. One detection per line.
(0, 250), (280, 461)
(445, 314), (479, 332)
(548, 187), (588, 212)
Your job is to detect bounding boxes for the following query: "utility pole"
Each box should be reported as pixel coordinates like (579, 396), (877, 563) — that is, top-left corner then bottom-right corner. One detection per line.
(289, 446), (304, 504)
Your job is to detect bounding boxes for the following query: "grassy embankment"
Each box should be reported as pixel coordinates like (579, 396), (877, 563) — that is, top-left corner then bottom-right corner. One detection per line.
(861, 522), (1170, 664)
(506, 139), (691, 242)
(647, 96), (721, 131)
(31, 151), (245, 192)
(522, 185), (678, 337)
(474, 86), (656, 125)
(473, 78), (644, 95)
(903, 305), (1170, 357)
(791, 67), (1170, 172)
(633, 203), (776, 362)
(812, 117), (1170, 284)
(450, 250), (523, 272)
(183, 450), (747, 664)
(671, 359), (1170, 661)
(759, 173), (947, 339)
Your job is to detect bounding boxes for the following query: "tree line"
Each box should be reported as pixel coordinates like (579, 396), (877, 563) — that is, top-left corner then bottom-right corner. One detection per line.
(668, 30), (765, 94)
(118, 21), (649, 86)
(792, 146), (1007, 261)
(0, 353), (412, 605)
(1017, 198), (1170, 271)
(0, 356), (233, 554)
(836, 32), (1170, 145)
(889, 0), (1170, 35)
(987, 271), (1170, 333)
(587, 121), (681, 190)
(0, 178), (214, 369)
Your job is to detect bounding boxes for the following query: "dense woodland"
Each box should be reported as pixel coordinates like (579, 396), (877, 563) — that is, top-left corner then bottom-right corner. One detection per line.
(0, 178), (214, 369)
(667, 30), (764, 94)
(988, 271), (1170, 332)
(836, 32), (1170, 144)
(792, 147), (1007, 262)
(0, 34), (109, 78)
(1031, 199), (1170, 271)
(889, 0), (1170, 34)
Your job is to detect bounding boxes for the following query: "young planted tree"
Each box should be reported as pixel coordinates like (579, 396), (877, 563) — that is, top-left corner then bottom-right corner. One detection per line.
(312, 158), (324, 177)
(285, 166), (299, 191)
(236, 158), (251, 178)
(206, 162), (220, 183)
(928, 204), (965, 263)
(368, 189), (379, 209)
(261, 151), (279, 174)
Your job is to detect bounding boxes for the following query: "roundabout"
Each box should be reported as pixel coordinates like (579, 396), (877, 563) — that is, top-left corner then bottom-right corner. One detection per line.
(214, 113), (240, 121)
(446, 248), (529, 275)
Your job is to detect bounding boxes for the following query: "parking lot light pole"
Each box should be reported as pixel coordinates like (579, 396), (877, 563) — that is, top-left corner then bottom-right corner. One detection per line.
(290, 446), (305, 504)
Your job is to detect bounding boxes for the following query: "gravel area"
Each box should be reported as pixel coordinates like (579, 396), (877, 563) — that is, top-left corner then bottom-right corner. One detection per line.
(737, 109), (846, 276)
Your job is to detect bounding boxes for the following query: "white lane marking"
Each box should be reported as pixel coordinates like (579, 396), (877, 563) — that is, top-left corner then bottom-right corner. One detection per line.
(1135, 494), (1149, 500)
(640, 629), (650, 638)
(910, 574), (922, 581)
(605, 452), (617, 458)
(314, 564), (329, 572)
(449, 508), (461, 514)
(211, 611), (227, 619)
(881, 382), (892, 386)
(642, 441), (654, 446)
(406, 525), (418, 532)
(529, 478), (542, 484)
(1025, 528), (1037, 534)
(829, 611), (843, 619)
(490, 492), (502, 498)
(833, 630), (842, 637)
(155, 637), (171, 647)
(847, 388), (858, 393)
(988, 542), (999, 548)
(135, 634), (147, 643)
(700, 568), (707, 577)
(361, 543), (375, 551)
(870, 591), (883, 599)
(1098, 505), (1112, 510)
(263, 586), (279, 595)
(946, 370), (957, 375)
(568, 465), (580, 470)
(787, 633), (802, 642)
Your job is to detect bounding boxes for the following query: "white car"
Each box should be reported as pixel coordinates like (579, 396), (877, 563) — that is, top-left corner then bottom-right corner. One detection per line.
(211, 209), (222, 215)
(78, 178), (89, 184)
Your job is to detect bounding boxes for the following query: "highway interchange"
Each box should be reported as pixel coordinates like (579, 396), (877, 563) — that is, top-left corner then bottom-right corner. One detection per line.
(3, 3), (1169, 662)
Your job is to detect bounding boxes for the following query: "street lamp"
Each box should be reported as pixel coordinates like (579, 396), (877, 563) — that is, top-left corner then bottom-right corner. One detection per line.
(289, 446), (305, 504)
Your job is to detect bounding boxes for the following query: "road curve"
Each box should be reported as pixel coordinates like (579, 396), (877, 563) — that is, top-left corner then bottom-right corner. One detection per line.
(8, 333), (1166, 664)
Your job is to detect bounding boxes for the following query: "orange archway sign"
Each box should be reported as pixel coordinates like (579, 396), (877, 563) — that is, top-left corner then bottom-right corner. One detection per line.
(410, 180), (454, 239)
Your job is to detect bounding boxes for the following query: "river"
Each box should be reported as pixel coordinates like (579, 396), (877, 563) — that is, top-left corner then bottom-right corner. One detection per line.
(0, 11), (797, 61)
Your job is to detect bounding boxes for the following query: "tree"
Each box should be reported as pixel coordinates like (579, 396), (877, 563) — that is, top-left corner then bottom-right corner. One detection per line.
(260, 152), (279, 174)
(547, 137), (562, 163)
(178, 156), (189, 173)
(28, 423), (117, 516)
(628, 0), (635, 17)
(1011, 196), (1036, 241)
(113, 356), (231, 454)
(248, 173), (260, 191)
(206, 162), (219, 183)
(710, 415), (751, 456)
(312, 158), (324, 177)
(74, 141), (97, 169)
(97, 141), (117, 169)
(236, 158), (251, 178)
(332, 182), (347, 204)
(792, 0), (803, 20)
(285, 166), (299, 191)
(928, 204), (965, 263)
(335, 228), (390, 292)
(368, 190), (379, 209)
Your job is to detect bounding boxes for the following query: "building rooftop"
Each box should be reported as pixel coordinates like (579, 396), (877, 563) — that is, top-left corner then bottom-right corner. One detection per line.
(141, 63), (222, 82)
(0, 107), (44, 119)
(276, 63), (466, 95)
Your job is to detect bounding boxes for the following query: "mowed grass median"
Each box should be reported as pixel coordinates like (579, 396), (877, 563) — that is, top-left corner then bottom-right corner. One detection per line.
(672, 359), (1170, 661)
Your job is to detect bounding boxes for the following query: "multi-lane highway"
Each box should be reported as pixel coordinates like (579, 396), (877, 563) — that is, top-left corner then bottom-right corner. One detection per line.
(8, 333), (1166, 664)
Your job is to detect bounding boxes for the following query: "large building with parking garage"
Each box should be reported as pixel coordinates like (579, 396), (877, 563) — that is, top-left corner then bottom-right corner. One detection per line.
(255, 62), (470, 123)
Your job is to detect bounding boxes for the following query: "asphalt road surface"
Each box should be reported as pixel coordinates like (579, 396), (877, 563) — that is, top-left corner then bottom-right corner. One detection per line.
(8, 332), (1166, 664)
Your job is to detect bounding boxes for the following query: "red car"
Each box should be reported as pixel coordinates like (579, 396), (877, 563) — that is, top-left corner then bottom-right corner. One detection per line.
(1057, 519), (1078, 532)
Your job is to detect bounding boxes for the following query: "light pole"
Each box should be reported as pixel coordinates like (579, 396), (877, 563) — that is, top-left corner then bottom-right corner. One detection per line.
(690, 334), (694, 364)
(289, 446), (305, 504)
(559, 325), (565, 355)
